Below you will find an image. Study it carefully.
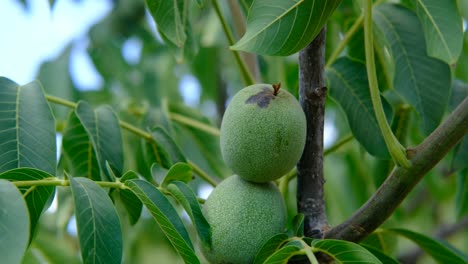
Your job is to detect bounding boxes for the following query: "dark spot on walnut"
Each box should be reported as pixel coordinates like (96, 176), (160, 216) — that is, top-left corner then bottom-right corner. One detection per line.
(245, 87), (276, 108)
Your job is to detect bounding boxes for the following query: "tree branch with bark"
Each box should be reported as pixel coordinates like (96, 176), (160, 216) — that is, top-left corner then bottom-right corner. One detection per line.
(326, 97), (468, 242)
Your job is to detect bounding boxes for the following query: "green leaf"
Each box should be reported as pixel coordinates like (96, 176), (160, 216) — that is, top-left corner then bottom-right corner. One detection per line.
(374, 4), (451, 135)
(69, 177), (123, 264)
(125, 179), (199, 264)
(384, 228), (467, 263)
(0, 179), (30, 264)
(166, 181), (211, 247)
(75, 101), (124, 180)
(361, 245), (399, 264)
(292, 213), (305, 237)
(312, 239), (382, 263)
(37, 44), (76, 120)
(231, 0), (342, 55)
(327, 57), (393, 159)
(144, 134), (172, 170)
(455, 170), (468, 218)
(263, 244), (302, 264)
(0, 168), (55, 237)
(0, 77), (56, 175)
(161, 162), (193, 187)
(253, 233), (289, 264)
(62, 111), (101, 181)
(169, 103), (230, 178)
(119, 171), (143, 225)
(150, 126), (187, 164)
(456, 32), (468, 82)
(145, 0), (186, 47)
(413, 0), (463, 64)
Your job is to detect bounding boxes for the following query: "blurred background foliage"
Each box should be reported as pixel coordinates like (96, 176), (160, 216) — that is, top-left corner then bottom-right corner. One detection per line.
(10, 0), (467, 263)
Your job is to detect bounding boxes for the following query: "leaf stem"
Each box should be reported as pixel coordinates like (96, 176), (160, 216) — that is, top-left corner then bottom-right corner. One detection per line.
(169, 112), (220, 136)
(211, 0), (255, 85)
(45, 94), (219, 187)
(326, 15), (364, 67)
(45, 95), (77, 108)
(299, 240), (319, 264)
(363, 0), (410, 168)
(324, 134), (354, 156)
(13, 178), (128, 189)
(188, 160), (218, 187)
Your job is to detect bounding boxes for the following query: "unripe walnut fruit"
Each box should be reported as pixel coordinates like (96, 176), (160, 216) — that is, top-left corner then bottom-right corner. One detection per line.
(201, 175), (286, 264)
(220, 83), (307, 182)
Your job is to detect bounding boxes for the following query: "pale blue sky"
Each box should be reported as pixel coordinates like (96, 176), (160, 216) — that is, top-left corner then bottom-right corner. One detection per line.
(0, 0), (111, 88)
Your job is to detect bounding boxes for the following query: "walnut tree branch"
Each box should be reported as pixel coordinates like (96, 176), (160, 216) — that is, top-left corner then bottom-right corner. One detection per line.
(325, 97), (468, 242)
(297, 27), (328, 238)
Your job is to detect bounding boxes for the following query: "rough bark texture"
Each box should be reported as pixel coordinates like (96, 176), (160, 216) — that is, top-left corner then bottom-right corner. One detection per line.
(297, 27), (328, 237)
(325, 97), (468, 242)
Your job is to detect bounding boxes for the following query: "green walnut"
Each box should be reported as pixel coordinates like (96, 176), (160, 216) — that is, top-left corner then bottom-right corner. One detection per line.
(220, 83), (307, 182)
(202, 175), (286, 264)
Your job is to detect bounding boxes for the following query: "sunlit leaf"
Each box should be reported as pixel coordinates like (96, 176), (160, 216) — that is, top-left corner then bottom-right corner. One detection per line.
(70, 177), (123, 264)
(0, 168), (55, 237)
(413, 0), (463, 64)
(0, 180), (30, 264)
(383, 228), (467, 263)
(312, 239), (382, 263)
(125, 179), (199, 263)
(0, 77), (56, 175)
(145, 0), (186, 47)
(231, 0), (342, 55)
(161, 162), (193, 187)
(327, 57), (393, 158)
(167, 181), (211, 247)
(374, 4), (451, 135)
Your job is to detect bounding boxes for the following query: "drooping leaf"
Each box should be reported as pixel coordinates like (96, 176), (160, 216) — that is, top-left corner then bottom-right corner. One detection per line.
(125, 179), (199, 264)
(167, 181), (211, 247)
(253, 233), (289, 264)
(327, 57), (393, 159)
(312, 239), (382, 263)
(145, 0), (186, 47)
(69, 177), (123, 264)
(75, 101), (124, 180)
(62, 111), (101, 181)
(161, 162), (193, 187)
(383, 228), (467, 263)
(262, 244), (302, 264)
(231, 0), (342, 55)
(374, 4), (451, 135)
(0, 179), (30, 264)
(119, 171), (143, 225)
(150, 126), (187, 164)
(413, 0), (463, 64)
(0, 77), (56, 175)
(0, 168), (55, 237)
(144, 133), (172, 170)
